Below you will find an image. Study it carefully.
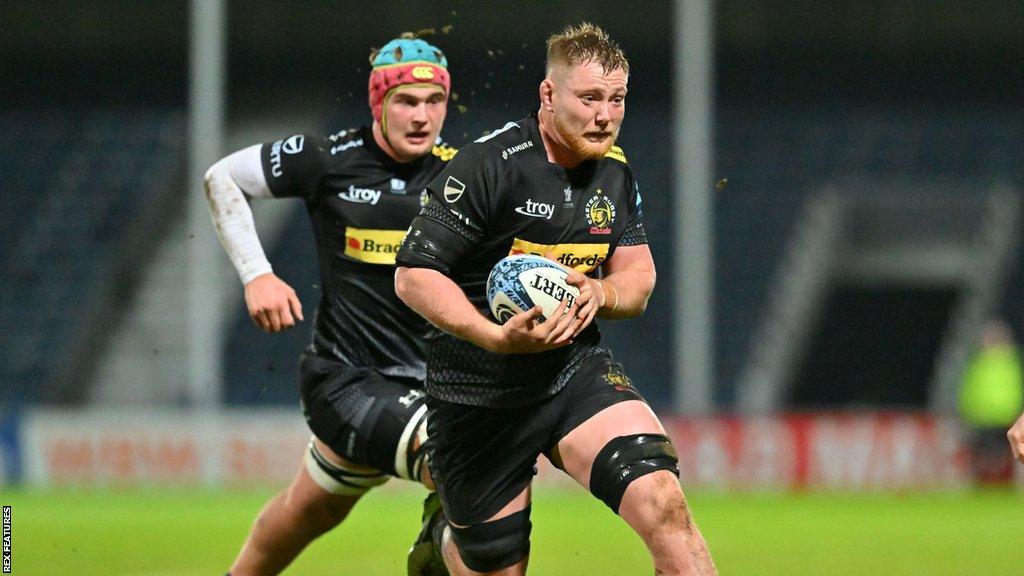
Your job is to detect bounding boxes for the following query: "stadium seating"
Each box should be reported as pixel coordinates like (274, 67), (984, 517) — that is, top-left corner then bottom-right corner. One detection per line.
(3, 105), (1022, 411)
(714, 105), (1024, 405)
(0, 109), (185, 404)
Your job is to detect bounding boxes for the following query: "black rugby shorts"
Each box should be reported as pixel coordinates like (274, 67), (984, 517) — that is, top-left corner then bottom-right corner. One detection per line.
(426, 351), (648, 526)
(299, 352), (426, 476)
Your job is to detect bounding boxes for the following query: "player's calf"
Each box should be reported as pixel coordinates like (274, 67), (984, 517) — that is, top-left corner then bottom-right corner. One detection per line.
(618, 473), (718, 576)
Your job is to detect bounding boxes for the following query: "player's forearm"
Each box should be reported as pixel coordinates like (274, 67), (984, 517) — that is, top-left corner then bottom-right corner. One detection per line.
(203, 148), (273, 284)
(395, 266), (502, 351)
(598, 268), (656, 319)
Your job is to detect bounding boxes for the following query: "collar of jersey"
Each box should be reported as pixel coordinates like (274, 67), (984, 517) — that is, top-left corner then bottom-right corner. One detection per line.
(524, 112), (553, 162)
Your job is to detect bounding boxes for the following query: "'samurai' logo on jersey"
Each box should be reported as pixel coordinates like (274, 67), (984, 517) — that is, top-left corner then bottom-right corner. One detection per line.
(338, 185), (382, 205)
(508, 238), (610, 273)
(501, 140), (533, 160)
(343, 227), (407, 265)
(585, 190), (616, 235)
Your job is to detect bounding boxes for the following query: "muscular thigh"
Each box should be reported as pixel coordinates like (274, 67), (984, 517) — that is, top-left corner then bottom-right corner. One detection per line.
(427, 397), (557, 527)
(299, 353), (427, 477)
(548, 355), (666, 489)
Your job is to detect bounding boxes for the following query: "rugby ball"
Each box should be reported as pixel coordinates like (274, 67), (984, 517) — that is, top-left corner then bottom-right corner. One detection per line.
(486, 254), (580, 323)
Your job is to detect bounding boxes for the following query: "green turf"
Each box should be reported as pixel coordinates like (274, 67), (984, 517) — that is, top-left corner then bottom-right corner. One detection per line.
(2, 487), (1022, 574)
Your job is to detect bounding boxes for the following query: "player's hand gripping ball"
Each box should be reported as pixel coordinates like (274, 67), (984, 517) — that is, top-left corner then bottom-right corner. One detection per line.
(486, 254), (581, 323)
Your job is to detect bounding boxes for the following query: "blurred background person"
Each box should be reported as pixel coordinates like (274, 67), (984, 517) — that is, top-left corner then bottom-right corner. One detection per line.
(959, 320), (1024, 484)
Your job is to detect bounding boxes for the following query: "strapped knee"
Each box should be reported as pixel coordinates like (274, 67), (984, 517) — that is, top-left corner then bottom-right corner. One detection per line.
(589, 434), (679, 514)
(395, 404), (430, 483)
(449, 507), (532, 573)
(304, 438), (389, 495)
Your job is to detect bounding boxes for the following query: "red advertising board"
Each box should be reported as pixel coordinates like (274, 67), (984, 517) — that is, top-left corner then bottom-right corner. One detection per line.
(21, 409), (984, 489)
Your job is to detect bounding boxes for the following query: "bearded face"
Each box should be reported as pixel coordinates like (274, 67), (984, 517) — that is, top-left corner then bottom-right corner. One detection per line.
(545, 60), (627, 162)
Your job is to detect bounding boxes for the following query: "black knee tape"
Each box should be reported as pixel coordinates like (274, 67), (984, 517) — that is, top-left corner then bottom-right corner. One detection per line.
(449, 507), (532, 573)
(589, 434), (679, 514)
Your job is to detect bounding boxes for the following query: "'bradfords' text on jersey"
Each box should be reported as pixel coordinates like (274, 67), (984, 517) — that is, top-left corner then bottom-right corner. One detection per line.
(344, 227), (407, 265)
(509, 238), (610, 273)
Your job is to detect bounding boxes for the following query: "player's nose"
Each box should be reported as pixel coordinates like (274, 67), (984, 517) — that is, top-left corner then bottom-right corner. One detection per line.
(411, 102), (430, 123)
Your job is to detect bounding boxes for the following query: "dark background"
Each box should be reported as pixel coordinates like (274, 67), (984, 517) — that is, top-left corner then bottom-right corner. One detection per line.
(2, 1), (1022, 411)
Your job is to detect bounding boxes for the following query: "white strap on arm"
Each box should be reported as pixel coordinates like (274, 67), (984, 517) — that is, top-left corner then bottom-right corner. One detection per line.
(203, 144), (274, 284)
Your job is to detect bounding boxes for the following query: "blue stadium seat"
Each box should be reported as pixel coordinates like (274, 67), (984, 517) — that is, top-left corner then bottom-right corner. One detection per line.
(712, 105), (1024, 404)
(0, 109), (185, 401)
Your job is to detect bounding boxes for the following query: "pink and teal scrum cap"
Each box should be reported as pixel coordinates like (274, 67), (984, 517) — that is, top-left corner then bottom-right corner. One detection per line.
(368, 37), (451, 127)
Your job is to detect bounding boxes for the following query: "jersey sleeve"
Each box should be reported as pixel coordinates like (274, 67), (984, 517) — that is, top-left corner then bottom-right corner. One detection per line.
(619, 175), (648, 246)
(259, 133), (328, 199)
(396, 142), (501, 275)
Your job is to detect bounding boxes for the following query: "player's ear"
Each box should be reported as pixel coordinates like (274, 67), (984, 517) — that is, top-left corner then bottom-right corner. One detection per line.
(539, 78), (555, 113)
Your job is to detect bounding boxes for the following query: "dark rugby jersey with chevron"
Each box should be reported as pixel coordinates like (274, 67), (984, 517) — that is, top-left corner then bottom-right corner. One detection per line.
(396, 113), (647, 407)
(260, 126), (456, 379)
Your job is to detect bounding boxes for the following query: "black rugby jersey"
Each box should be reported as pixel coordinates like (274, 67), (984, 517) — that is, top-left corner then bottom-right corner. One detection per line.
(396, 113), (646, 407)
(260, 126), (457, 379)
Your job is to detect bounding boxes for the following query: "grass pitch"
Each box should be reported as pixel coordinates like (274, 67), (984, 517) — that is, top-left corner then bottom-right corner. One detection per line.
(3, 486), (1022, 575)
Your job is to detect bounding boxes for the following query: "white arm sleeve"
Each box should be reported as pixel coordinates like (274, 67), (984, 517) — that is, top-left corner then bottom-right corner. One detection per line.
(203, 144), (275, 285)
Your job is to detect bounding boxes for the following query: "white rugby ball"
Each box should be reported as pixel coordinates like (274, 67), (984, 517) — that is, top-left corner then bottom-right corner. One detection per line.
(486, 254), (580, 323)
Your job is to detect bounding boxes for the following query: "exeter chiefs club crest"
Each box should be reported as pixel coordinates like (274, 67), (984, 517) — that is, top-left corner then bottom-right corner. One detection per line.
(605, 365), (634, 391)
(585, 190), (616, 235)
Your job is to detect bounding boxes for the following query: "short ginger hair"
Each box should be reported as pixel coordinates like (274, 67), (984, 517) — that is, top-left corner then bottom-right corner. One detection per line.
(545, 23), (629, 77)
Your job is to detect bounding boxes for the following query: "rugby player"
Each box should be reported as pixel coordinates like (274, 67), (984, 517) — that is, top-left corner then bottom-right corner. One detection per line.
(396, 24), (717, 575)
(203, 35), (456, 576)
